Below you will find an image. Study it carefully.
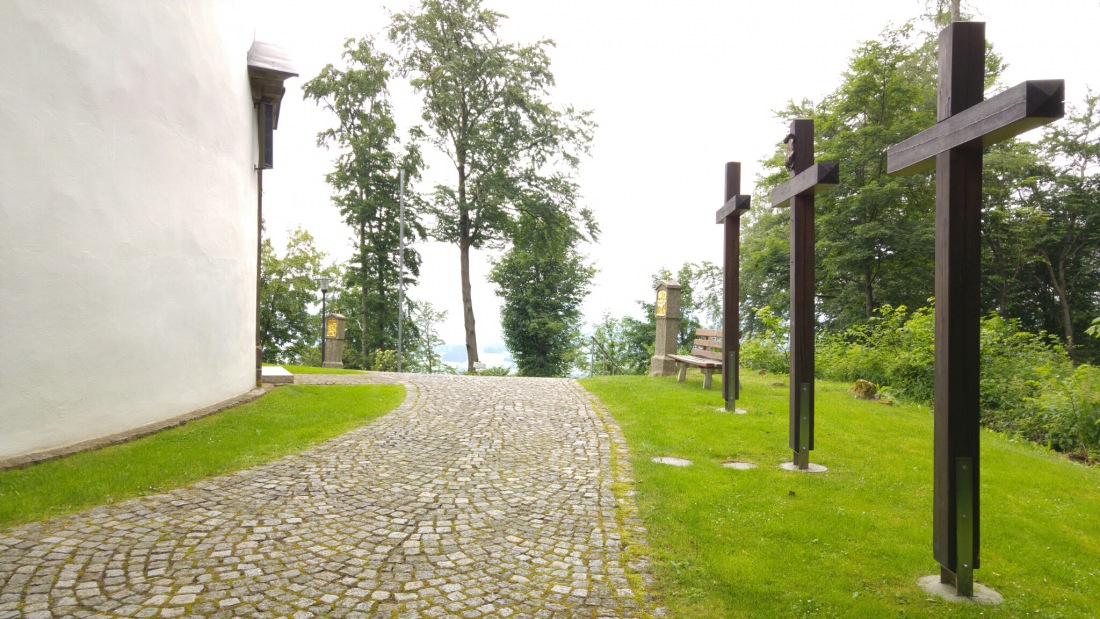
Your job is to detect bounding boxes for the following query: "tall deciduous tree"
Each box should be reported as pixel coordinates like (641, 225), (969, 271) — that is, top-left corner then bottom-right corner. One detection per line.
(811, 25), (938, 328)
(490, 208), (596, 377)
(742, 20), (1005, 333)
(390, 0), (594, 371)
(405, 300), (450, 374)
(259, 228), (335, 364)
(1034, 90), (1100, 361)
(303, 37), (424, 366)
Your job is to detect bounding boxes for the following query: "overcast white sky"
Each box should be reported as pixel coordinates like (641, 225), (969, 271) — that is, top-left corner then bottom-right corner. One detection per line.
(253, 0), (1098, 358)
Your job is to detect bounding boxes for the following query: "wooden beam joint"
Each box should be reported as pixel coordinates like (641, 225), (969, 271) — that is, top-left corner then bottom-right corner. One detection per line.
(770, 162), (839, 208)
(715, 195), (751, 223)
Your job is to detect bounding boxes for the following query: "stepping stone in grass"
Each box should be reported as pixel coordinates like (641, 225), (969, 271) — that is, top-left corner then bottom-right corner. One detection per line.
(651, 456), (692, 467)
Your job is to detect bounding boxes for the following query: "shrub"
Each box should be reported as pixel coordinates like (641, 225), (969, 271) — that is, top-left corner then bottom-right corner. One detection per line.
(817, 305), (934, 403)
(1033, 364), (1100, 459)
(815, 303), (1097, 458)
(367, 349), (399, 372)
(474, 365), (512, 376)
(739, 306), (790, 374)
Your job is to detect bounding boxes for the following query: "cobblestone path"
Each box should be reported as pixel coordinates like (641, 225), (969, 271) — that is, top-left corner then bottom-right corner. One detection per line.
(0, 374), (657, 618)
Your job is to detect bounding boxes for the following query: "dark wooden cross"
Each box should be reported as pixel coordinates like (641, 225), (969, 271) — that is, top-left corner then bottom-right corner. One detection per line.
(770, 119), (839, 470)
(715, 162), (751, 410)
(886, 21), (1063, 598)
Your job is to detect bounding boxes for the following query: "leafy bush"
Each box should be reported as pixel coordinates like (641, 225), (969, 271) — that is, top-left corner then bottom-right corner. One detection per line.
(474, 365), (512, 376)
(815, 303), (1099, 458)
(739, 306), (790, 374)
(367, 349), (398, 372)
(1030, 364), (1100, 459)
(978, 315), (1073, 436)
(817, 304), (934, 403)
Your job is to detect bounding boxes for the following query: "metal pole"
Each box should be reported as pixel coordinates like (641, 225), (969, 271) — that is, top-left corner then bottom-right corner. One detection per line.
(397, 169), (406, 373)
(320, 290), (327, 366)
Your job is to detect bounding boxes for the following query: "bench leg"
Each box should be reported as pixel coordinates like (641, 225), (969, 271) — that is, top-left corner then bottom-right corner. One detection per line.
(703, 370), (713, 390)
(677, 363), (687, 383)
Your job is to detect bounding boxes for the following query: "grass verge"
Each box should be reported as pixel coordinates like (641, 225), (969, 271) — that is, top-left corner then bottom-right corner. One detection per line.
(0, 384), (404, 528)
(581, 371), (1100, 618)
(264, 363), (366, 375)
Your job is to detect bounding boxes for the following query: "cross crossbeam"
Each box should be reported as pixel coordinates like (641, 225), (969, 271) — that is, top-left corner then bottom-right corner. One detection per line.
(715, 194), (751, 223)
(888, 79), (1064, 175)
(769, 161), (839, 207)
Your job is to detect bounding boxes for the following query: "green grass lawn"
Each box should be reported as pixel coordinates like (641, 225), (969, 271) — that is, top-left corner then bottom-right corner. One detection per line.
(264, 363), (366, 375)
(581, 371), (1100, 618)
(0, 384), (404, 528)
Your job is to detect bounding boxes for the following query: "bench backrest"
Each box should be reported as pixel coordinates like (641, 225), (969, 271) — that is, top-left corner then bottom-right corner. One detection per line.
(691, 329), (724, 361)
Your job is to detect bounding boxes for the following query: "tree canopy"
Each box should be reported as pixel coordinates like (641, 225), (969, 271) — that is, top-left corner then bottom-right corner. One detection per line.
(303, 36), (425, 368)
(390, 0), (594, 371)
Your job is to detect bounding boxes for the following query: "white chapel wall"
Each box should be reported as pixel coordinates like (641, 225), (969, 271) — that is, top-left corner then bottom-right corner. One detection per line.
(0, 1), (260, 459)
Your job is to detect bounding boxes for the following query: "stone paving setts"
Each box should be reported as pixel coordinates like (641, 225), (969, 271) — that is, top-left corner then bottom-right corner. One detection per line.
(0, 373), (658, 618)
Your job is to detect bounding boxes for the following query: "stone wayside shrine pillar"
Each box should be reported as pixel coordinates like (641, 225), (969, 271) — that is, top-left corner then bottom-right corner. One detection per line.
(886, 21), (1063, 600)
(649, 281), (682, 376)
(322, 313), (346, 369)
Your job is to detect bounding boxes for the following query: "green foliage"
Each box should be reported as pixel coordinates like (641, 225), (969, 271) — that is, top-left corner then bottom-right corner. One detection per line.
(816, 303), (1099, 457)
(389, 0), (594, 370)
(471, 365), (511, 376)
(0, 385), (405, 527)
(491, 208), (596, 377)
(585, 261), (723, 377)
(584, 313), (653, 376)
(1087, 316), (1100, 339)
(402, 300), (449, 374)
(738, 306), (790, 375)
(366, 349), (398, 372)
(259, 228), (336, 364)
(811, 23), (937, 328)
(817, 304), (935, 403)
(744, 23), (940, 333)
(1038, 365), (1100, 459)
(303, 36), (425, 360)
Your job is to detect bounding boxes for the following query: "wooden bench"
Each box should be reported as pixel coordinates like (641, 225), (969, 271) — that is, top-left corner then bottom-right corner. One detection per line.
(668, 329), (723, 389)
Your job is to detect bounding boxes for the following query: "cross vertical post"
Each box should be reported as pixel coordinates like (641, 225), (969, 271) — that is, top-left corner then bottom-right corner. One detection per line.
(716, 162), (751, 410)
(770, 119), (838, 470)
(886, 21), (1063, 598)
(933, 21), (984, 595)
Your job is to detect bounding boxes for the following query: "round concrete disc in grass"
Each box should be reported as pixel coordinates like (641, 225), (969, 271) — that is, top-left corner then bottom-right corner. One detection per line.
(652, 456), (692, 467)
(715, 408), (749, 414)
(779, 462), (828, 473)
(722, 461), (757, 470)
(917, 576), (1004, 605)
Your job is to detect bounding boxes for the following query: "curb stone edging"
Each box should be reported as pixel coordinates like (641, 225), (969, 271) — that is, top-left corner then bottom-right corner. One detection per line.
(0, 385), (274, 470)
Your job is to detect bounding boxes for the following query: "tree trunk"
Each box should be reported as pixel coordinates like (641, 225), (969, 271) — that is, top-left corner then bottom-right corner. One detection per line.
(360, 220), (368, 360)
(456, 137), (479, 372)
(460, 238), (479, 372)
(1043, 251), (1077, 361)
(863, 266), (875, 318)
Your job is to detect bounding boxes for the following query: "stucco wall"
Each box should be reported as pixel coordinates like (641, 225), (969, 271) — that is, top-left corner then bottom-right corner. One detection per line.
(0, 1), (259, 459)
